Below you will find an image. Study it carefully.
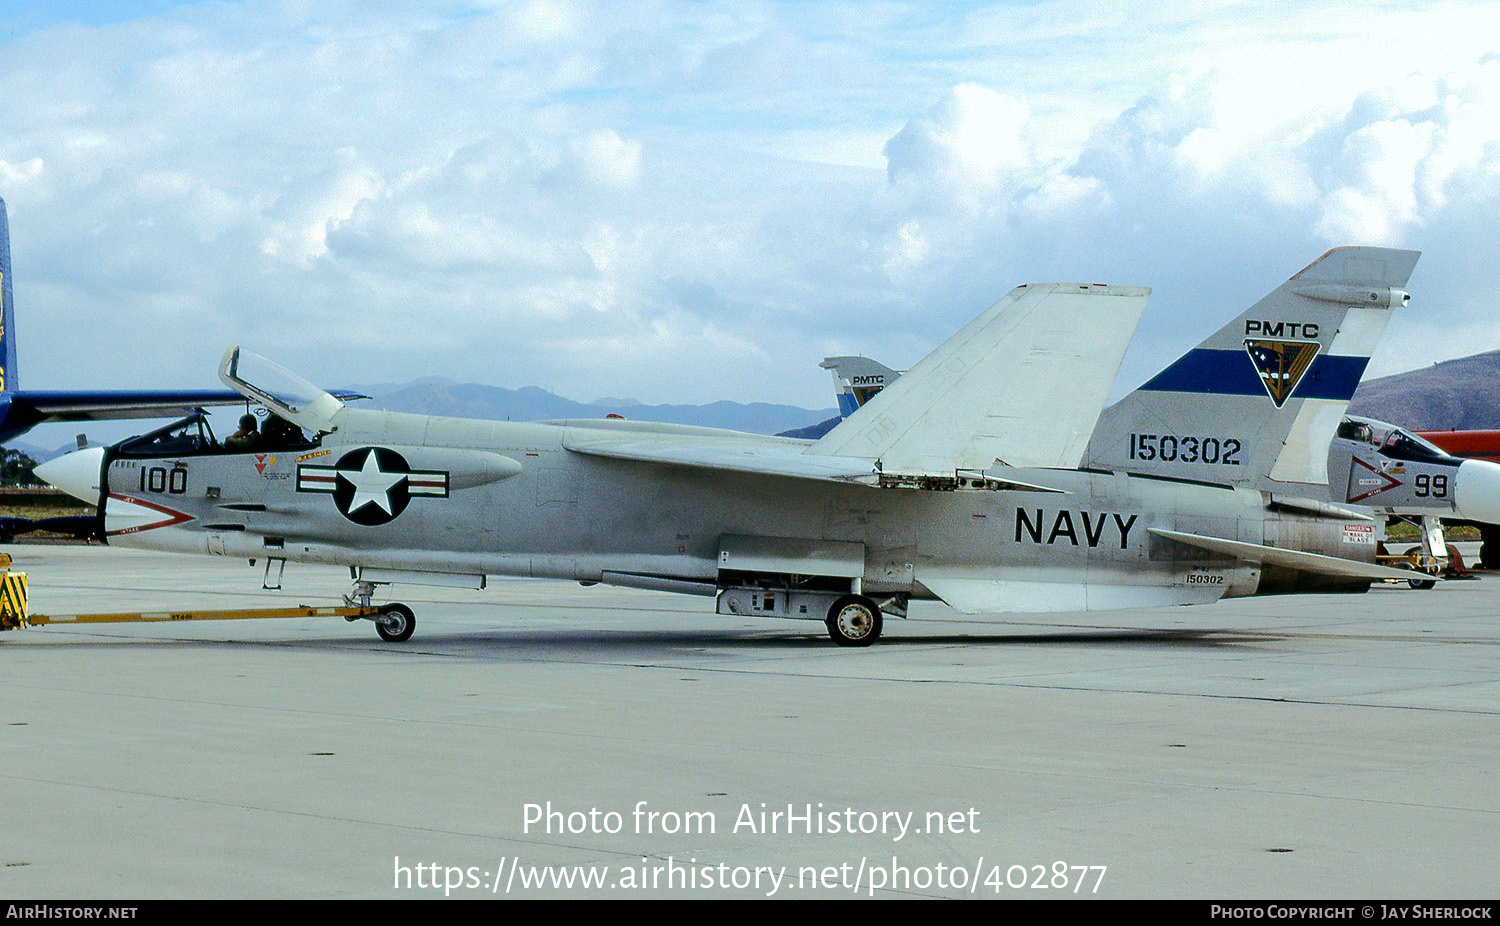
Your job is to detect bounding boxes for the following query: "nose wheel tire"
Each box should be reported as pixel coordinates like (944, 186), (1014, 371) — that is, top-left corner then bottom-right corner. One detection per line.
(826, 595), (882, 647)
(375, 603), (416, 642)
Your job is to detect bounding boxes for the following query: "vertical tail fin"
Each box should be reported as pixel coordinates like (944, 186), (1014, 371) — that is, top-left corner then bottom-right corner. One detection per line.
(820, 356), (900, 418)
(1083, 246), (1420, 491)
(0, 196), (13, 395)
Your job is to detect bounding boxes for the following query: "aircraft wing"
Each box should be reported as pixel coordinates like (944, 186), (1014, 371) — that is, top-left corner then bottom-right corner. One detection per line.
(5, 389), (246, 418)
(807, 283), (1149, 474)
(0, 389), (249, 442)
(0, 387), (371, 444)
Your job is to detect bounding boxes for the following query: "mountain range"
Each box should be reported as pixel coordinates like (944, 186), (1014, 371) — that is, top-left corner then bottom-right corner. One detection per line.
(361, 377), (837, 436)
(1346, 349), (1500, 431)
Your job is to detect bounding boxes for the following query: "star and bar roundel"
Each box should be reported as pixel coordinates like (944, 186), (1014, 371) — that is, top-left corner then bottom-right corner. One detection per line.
(296, 447), (449, 526)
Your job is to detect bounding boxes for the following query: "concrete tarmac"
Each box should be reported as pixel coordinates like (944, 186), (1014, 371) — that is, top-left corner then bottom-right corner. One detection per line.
(2, 544), (1497, 899)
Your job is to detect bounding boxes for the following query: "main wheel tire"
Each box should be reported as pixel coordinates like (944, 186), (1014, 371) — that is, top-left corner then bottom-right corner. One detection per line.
(1396, 562), (1437, 590)
(375, 603), (416, 642)
(826, 595), (882, 647)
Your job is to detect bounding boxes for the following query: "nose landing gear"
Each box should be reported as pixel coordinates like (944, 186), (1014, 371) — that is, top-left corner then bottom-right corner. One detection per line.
(345, 579), (416, 643)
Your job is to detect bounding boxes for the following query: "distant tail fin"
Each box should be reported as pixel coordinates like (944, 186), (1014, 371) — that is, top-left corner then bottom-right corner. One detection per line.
(820, 356), (900, 418)
(0, 197), (13, 394)
(1083, 246), (1420, 491)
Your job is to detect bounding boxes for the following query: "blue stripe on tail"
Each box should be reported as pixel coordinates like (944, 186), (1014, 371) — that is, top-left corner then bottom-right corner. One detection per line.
(1139, 349), (1368, 401)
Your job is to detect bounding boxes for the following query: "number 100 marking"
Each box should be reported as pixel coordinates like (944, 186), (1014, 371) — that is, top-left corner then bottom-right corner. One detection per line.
(139, 465), (188, 494)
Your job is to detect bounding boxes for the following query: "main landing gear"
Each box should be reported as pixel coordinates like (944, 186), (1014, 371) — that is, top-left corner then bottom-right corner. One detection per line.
(345, 579), (416, 643)
(825, 594), (883, 647)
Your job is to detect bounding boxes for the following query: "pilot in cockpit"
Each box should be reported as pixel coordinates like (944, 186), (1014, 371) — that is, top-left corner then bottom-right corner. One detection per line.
(225, 414), (260, 450)
(1336, 419), (1375, 445)
(261, 414), (309, 449)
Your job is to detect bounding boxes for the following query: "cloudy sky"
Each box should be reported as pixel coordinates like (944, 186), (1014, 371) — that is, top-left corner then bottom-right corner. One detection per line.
(2, 0), (1498, 423)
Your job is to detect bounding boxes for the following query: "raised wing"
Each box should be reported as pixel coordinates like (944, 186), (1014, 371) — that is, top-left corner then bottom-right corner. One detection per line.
(806, 283), (1149, 474)
(0, 389), (249, 440)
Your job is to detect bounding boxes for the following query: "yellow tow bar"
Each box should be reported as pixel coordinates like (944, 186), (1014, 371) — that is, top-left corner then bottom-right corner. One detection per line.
(13, 605), (380, 629)
(0, 552), (380, 631)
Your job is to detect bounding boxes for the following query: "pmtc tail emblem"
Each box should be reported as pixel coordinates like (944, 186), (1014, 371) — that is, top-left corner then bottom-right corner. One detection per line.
(1245, 339), (1319, 407)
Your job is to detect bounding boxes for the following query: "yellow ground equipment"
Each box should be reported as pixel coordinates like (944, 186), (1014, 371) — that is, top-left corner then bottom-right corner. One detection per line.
(0, 553), (27, 629)
(0, 551), (381, 632)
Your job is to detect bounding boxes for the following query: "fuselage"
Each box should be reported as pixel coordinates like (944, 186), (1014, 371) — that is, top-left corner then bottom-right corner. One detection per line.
(68, 404), (1375, 608)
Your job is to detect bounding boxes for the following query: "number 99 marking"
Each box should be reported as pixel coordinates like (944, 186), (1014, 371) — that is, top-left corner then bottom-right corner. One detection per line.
(1414, 473), (1449, 499)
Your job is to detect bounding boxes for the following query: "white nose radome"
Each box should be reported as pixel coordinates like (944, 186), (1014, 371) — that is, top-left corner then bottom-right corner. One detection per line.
(1454, 459), (1500, 525)
(34, 447), (106, 505)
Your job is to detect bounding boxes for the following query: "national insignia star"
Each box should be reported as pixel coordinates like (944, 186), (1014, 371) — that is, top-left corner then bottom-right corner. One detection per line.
(342, 448), (407, 514)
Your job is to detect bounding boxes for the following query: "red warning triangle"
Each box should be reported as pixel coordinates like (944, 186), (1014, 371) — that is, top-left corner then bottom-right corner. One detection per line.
(1346, 455), (1404, 504)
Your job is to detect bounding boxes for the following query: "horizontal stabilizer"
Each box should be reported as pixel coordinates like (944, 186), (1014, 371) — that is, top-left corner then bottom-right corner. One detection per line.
(1149, 528), (1421, 581)
(920, 568), (1225, 614)
(808, 282), (1149, 473)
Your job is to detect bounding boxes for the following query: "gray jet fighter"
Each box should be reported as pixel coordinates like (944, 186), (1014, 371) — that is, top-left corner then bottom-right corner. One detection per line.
(1327, 416), (1500, 524)
(37, 247), (1424, 645)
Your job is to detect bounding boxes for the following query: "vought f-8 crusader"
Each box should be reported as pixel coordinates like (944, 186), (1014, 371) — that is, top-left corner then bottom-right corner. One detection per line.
(38, 247), (1426, 645)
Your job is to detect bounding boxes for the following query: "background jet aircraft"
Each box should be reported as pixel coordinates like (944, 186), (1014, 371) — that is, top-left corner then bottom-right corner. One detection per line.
(1397, 428), (1500, 567)
(0, 197), (254, 445)
(38, 247), (1422, 645)
(820, 356), (901, 419)
(1327, 416), (1500, 522)
(1323, 415), (1500, 578)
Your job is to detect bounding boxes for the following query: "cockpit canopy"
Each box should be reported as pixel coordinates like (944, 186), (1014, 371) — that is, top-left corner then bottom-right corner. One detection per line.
(113, 413), (220, 458)
(220, 346), (344, 432)
(111, 349), (344, 458)
(1337, 415), (1456, 464)
(112, 406), (319, 458)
